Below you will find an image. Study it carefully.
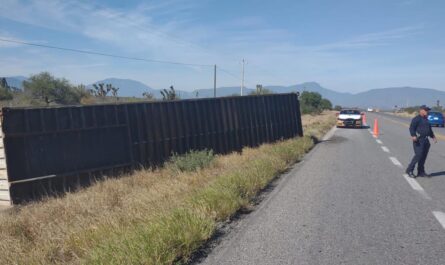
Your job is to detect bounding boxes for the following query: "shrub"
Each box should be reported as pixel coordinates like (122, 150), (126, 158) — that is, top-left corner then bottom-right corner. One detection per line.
(23, 72), (82, 106)
(300, 91), (332, 114)
(166, 149), (215, 172)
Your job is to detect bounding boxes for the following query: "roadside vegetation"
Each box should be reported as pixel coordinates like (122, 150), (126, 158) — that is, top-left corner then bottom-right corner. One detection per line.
(249, 85), (273, 95)
(299, 91), (332, 114)
(392, 105), (445, 118)
(391, 111), (416, 118)
(2, 73), (335, 113)
(166, 149), (215, 173)
(0, 72), (184, 108)
(0, 112), (335, 265)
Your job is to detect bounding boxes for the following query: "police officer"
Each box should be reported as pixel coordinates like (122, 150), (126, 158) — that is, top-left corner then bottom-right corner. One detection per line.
(405, 105), (437, 178)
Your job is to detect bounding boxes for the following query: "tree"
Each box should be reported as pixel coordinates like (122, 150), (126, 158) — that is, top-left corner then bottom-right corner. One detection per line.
(0, 78), (7, 88)
(403, 106), (420, 114)
(111, 86), (119, 98)
(160, 86), (179, 101)
(0, 78), (13, 100)
(90, 83), (111, 97)
(320, 98), (332, 110)
(76, 84), (95, 104)
(23, 72), (81, 106)
(249, 85), (273, 95)
(334, 105), (342, 111)
(299, 91), (333, 114)
(142, 91), (156, 101)
(300, 91), (323, 114)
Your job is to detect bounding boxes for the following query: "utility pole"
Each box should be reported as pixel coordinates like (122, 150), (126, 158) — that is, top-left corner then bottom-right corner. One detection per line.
(214, 64), (217, 98)
(241, 59), (245, 96)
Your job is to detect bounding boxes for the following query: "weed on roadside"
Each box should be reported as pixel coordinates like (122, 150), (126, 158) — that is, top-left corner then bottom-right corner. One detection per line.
(166, 149), (215, 173)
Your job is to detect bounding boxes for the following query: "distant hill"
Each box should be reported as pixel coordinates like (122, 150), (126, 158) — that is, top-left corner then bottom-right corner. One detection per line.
(89, 78), (159, 98)
(4, 76), (27, 89)
(253, 82), (354, 105)
(349, 87), (445, 109)
(86, 79), (445, 109)
(254, 84), (445, 109)
(5, 76), (445, 109)
(196, 82), (355, 105)
(191, 82), (351, 99)
(195, 86), (254, 98)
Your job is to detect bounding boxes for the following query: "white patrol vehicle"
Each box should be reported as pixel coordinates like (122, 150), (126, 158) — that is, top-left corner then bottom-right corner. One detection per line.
(336, 109), (363, 128)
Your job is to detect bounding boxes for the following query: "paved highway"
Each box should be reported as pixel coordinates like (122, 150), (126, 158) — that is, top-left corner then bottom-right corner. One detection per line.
(199, 112), (445, 265)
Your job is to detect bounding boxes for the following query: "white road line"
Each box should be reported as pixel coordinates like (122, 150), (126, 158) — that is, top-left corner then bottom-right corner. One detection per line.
(403, 174), (431, 200)
(376, 139), (383, 144)
(403, 174), (425, 191)
(381, 146), (390, 153)
(389, 157), (403, 167)
(433, 211), (445, 230)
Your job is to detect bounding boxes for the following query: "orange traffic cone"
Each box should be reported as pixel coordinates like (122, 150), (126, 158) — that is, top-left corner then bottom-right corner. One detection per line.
(373, 118), (379, 137)
(362, 113), (367, 126)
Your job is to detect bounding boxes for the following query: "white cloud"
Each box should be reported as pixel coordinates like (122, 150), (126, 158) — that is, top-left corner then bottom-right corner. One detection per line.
(0, 0), (208, 59)
(0, 1), (442, 92)
(312, 26), (422, 51)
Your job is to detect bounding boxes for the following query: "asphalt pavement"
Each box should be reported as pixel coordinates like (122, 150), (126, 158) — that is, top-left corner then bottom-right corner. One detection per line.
(199, 112), (445, 265)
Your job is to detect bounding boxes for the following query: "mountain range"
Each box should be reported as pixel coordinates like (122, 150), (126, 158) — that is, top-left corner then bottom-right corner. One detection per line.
(4, 76), (445, 109)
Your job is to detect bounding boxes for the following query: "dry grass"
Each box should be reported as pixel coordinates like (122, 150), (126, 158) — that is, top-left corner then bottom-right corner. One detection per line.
(301, 111), (337, 139)
(0, 112), (335, 265)
(389, 111), (416, 118)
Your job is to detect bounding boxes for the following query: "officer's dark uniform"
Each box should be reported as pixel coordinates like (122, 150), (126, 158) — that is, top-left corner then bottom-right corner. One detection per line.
(406, 113), (435, 175)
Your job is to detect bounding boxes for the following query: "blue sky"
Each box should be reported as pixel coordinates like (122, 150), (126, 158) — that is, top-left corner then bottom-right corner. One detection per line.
(0, 0), (444, 92)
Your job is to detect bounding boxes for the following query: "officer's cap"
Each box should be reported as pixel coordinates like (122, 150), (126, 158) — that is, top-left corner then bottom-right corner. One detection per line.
(419, 105), (431, 111)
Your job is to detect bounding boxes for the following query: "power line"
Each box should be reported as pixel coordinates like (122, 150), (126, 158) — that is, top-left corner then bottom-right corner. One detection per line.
(219, 66), (255, 88)
(0, 37), (256, 89)
(0, 38), (213, 67)
(50, 1), (251, 75)
(71, 0), (206, 52)
(219, 67), (241, 80)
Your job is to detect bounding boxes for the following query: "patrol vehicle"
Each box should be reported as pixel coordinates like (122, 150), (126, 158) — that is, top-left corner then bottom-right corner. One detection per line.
(427, 111), (444, 127)
(336, 109), (363, 128)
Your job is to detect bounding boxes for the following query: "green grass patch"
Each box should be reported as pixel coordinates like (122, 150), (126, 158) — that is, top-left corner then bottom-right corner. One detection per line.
(86, 208), (215, 265)
(166, 149), (215, 173)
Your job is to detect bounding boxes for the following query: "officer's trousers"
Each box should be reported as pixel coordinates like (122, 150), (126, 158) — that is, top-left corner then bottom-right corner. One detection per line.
(407, 138), (430, 174)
